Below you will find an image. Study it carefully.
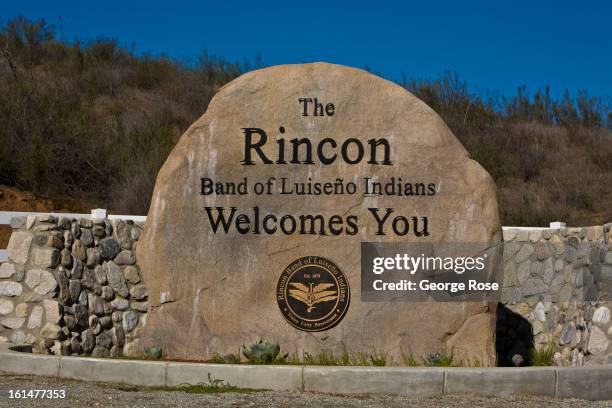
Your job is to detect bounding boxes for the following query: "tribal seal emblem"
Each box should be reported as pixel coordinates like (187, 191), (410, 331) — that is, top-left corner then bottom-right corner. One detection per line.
(276, 256), (350, 332)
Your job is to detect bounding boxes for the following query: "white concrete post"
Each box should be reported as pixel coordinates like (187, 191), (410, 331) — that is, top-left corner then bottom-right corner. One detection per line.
(91, 208), (107, 220)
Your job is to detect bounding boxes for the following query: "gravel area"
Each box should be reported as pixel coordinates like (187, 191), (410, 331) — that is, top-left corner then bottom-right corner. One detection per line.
(0, 375), (609, 407)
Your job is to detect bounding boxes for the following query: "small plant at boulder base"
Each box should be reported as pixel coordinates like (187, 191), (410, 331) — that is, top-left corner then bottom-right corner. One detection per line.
(144, 346), (164, 360)
(400, 348), (420, 366)
(352, 349), (388, 366)
(243, 340), (286, 364)
(303, 349), (345, 366)
(424, 351), (455, 367)
(211, 351), (241, 364)
(368, 348), (388, 366)
(279, 351), (302, 365)
(529, 344), (555, 366)
(338, 343), (351, 366)
(466, 358), (482, 367)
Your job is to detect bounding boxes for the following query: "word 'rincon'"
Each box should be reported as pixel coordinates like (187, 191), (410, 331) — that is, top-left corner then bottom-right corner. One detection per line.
(241, 127), (392, 166)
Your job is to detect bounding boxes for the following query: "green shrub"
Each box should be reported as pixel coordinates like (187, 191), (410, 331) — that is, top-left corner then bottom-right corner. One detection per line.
(144, 346), (164, 360)
(302, 347), (387, 366)
(529, 345), (556, 366)
(400, 348), (420, 366)
(368, 348), (388, 366)
(242, 339), (283, 364)
(303, 349), (343, 366)
(424, 351), (456, 367)
(210, 351), (241, 364)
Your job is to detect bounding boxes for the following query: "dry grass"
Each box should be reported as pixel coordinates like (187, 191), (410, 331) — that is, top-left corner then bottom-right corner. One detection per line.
(0, 17), (610, 225)
(459, 122), (612, 226)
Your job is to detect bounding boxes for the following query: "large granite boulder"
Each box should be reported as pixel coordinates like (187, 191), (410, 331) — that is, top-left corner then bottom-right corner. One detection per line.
(137, 62), (501, 365)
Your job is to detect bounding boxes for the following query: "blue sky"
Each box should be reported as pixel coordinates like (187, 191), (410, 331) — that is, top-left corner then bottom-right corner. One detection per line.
(3, 1), (611, 98)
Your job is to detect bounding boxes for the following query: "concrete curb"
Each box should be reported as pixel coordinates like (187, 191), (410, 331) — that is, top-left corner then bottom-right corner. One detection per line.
(303, 366), (445, 396)
(166, 362), (303, 390)
(59, 357), (167, 387)
(0, 348), (610, 400)
(444, 367), (556, 397)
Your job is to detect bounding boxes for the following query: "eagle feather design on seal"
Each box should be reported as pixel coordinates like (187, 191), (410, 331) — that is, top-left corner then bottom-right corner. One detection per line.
(289, 282), (338, 313)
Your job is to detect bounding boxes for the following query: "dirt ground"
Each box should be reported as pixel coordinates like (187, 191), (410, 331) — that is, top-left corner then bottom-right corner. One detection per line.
(0, 375), (609, 408)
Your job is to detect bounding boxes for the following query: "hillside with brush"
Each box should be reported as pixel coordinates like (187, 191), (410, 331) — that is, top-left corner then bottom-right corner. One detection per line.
(0, 17), (610, 226)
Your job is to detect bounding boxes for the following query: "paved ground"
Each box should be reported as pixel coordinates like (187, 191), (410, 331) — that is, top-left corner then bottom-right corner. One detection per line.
(0, 375), (609, 407)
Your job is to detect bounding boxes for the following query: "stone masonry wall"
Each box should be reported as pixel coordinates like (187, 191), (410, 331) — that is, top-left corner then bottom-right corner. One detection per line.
(0, 215), (146, 357)
(0, 215), (611, 366)
(498, 225), (612, 366)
